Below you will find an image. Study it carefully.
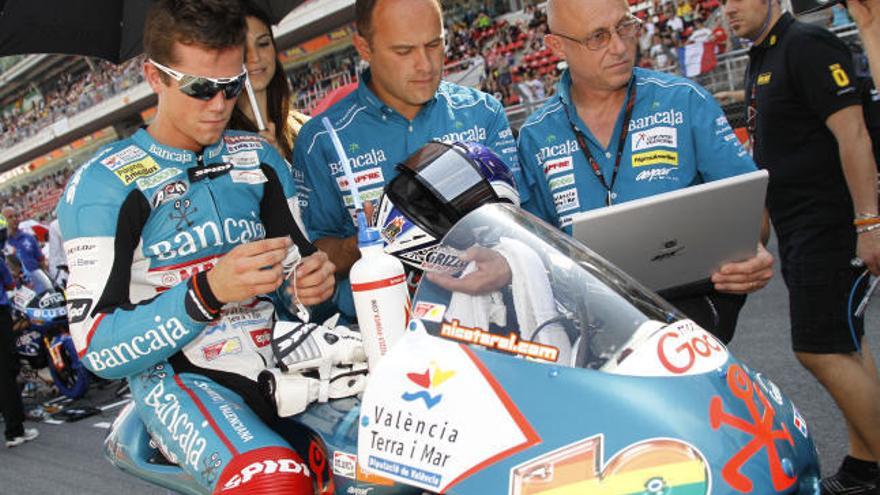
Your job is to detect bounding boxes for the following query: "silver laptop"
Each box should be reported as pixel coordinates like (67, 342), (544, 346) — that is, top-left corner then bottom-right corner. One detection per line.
(571, 170), (769, 292)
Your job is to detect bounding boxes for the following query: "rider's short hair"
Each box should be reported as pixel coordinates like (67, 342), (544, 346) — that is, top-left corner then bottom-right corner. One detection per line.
(355, 0), (442, 39)
(143, 0), (246, 66)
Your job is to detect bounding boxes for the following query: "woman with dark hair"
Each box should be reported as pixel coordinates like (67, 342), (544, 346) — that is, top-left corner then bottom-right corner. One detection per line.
(228, 4), (309, 158)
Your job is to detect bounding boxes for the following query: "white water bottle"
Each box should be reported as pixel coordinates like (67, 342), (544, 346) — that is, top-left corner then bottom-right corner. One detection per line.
(350, 217), (410, 370)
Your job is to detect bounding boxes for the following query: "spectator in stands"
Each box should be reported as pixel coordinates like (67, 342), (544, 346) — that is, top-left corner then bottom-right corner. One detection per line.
(2, 206), (51, 294)
(678, 0), (696, 27)
(227, 4), (309, 159)
(688, 18), (714, 44)
(713, 21), (730, 52)
(0, 255), (38, 448)
(649, 34), (670, 68)
(517, 0), (773, 344)
(0, 56), (144, 150)
(667, 9), (685, 39)
(293, 0), (521, 322)
(475, 11), (492, 29)
(725, 0), (880, 492)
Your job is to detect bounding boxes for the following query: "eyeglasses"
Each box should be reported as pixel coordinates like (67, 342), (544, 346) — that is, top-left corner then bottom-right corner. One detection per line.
(552, 17), (643, 51)
(148, 59), (247, 101)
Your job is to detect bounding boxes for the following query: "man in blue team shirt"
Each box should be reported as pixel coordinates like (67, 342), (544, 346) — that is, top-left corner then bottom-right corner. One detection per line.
(294, 0), (521, 321)
(516, 0), (774, 342)
(2, 207), (51, 294)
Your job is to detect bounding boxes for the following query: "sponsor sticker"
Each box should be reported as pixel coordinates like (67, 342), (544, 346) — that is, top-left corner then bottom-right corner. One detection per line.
(829, 63), (851, 88)
(224, 135), (264, 153)
(632, 150), (679, 168)
(413, 302), (446, 323)
(223, 151), (260, 168)
(337, 167), (385, 191)
(202, 338), (243, 361)
(548, 173), (575, 191)
(114, 158), (161, 185)
(136, 167), (183, 190)
(635, 167), (675, 182)
(552, 188), (580, 213)
(149, 144), (191, 162)
(543, 156), (574, 177)
(510, 436), (710, 495)
(12, 287), (36, 309)
(608, 319), (729, 377)
(151, 181), (189, 208)
(631, 126), (677, 152)
(230, 169), (268, 185)
(101, 145), (147, 171)
(188, 162), (233, 182)
(249, 328), (271, 348)
(559, 214), (576, 228)
(757, 72), (772, 85)
(333, 451), (357, 479)
(84, 317), (190, 371)
(358, 333), (540, 493)
(66, 299), (92, 324)
(343, 187), (383, 207)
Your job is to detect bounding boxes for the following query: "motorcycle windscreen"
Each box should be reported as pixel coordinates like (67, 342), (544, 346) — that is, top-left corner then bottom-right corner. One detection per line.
(411, 203), (731, 375)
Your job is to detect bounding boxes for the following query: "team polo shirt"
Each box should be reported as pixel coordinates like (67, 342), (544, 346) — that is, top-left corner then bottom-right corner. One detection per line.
(746, 13), (862, 262)
(8, 230), (43, 271)
(518, 68), (756, 234)
(294, 70), (520, 318)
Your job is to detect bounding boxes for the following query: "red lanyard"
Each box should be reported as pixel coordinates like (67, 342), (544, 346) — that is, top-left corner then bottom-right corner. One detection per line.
(565, 82), (637, 207)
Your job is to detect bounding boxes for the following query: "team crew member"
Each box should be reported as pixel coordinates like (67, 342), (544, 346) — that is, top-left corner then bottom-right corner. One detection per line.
(2, 206), (52, 294)
(57, 1), (335, 493)
(517, 0), (773, 343)
(723, 0), (880, 492)
(0, 256), (38, 448)
(294, 0), (521, 320)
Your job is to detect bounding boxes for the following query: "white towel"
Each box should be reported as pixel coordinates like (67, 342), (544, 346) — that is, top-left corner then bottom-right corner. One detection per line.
(444, 238), (572, 364)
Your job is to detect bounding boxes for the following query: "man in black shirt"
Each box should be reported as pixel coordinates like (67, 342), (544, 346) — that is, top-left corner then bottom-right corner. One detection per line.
(723, 1), (880, 493)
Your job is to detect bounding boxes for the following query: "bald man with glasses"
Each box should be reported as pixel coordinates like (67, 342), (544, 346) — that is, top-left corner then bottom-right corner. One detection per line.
(516, 0), (774, 343)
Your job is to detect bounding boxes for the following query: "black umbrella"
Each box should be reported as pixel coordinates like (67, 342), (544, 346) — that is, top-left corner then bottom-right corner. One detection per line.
(0, 0), (306, 63)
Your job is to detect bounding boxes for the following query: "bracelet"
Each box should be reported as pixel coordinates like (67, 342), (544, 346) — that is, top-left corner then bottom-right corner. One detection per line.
(856, 212), (879, 219)
(857, 223), (880, 234)
(855, 217), (880, 226)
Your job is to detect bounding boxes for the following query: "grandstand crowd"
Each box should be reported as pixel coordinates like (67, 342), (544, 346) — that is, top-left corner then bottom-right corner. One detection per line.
(0, 0), (856, 224)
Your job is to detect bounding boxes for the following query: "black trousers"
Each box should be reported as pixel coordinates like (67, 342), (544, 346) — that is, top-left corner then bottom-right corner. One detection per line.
(0, 305), (24, 440)
(668, 291), (747, 345)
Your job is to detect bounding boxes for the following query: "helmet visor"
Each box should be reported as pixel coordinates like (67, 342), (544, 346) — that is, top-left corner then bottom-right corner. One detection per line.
(386, 142), (498, 239)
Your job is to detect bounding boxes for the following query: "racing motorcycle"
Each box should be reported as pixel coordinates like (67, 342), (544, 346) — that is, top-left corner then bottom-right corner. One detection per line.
(104, 204), (821, 494)
(12, 281), (90, 400)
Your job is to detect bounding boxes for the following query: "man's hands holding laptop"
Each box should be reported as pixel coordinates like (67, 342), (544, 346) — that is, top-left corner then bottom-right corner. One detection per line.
(711, 243), (774, 294)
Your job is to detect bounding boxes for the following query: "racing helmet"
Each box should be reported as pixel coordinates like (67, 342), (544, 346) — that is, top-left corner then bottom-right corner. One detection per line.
(375, 141), (519, 272)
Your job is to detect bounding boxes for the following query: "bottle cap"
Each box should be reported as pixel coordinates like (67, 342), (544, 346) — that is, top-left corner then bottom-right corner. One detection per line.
(356, 210), (382, 247)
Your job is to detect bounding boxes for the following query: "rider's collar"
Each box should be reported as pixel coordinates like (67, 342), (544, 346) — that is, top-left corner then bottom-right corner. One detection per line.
(752, 12), (793, 50)
(133, 129), (200, 164)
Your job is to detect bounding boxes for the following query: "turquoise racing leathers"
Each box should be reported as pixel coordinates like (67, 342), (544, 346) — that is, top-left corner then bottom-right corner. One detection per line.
(294, 70), (521, 320)
(56, 129), (314, 494)
(518, 68), (756, 233)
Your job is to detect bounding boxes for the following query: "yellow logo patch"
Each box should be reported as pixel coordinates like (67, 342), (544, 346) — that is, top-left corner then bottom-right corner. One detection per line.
(757, 72), (772, 85)
(632, 150), (679, 168)
(115, 157), (161, 185)
(829, 63), (851, 88)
